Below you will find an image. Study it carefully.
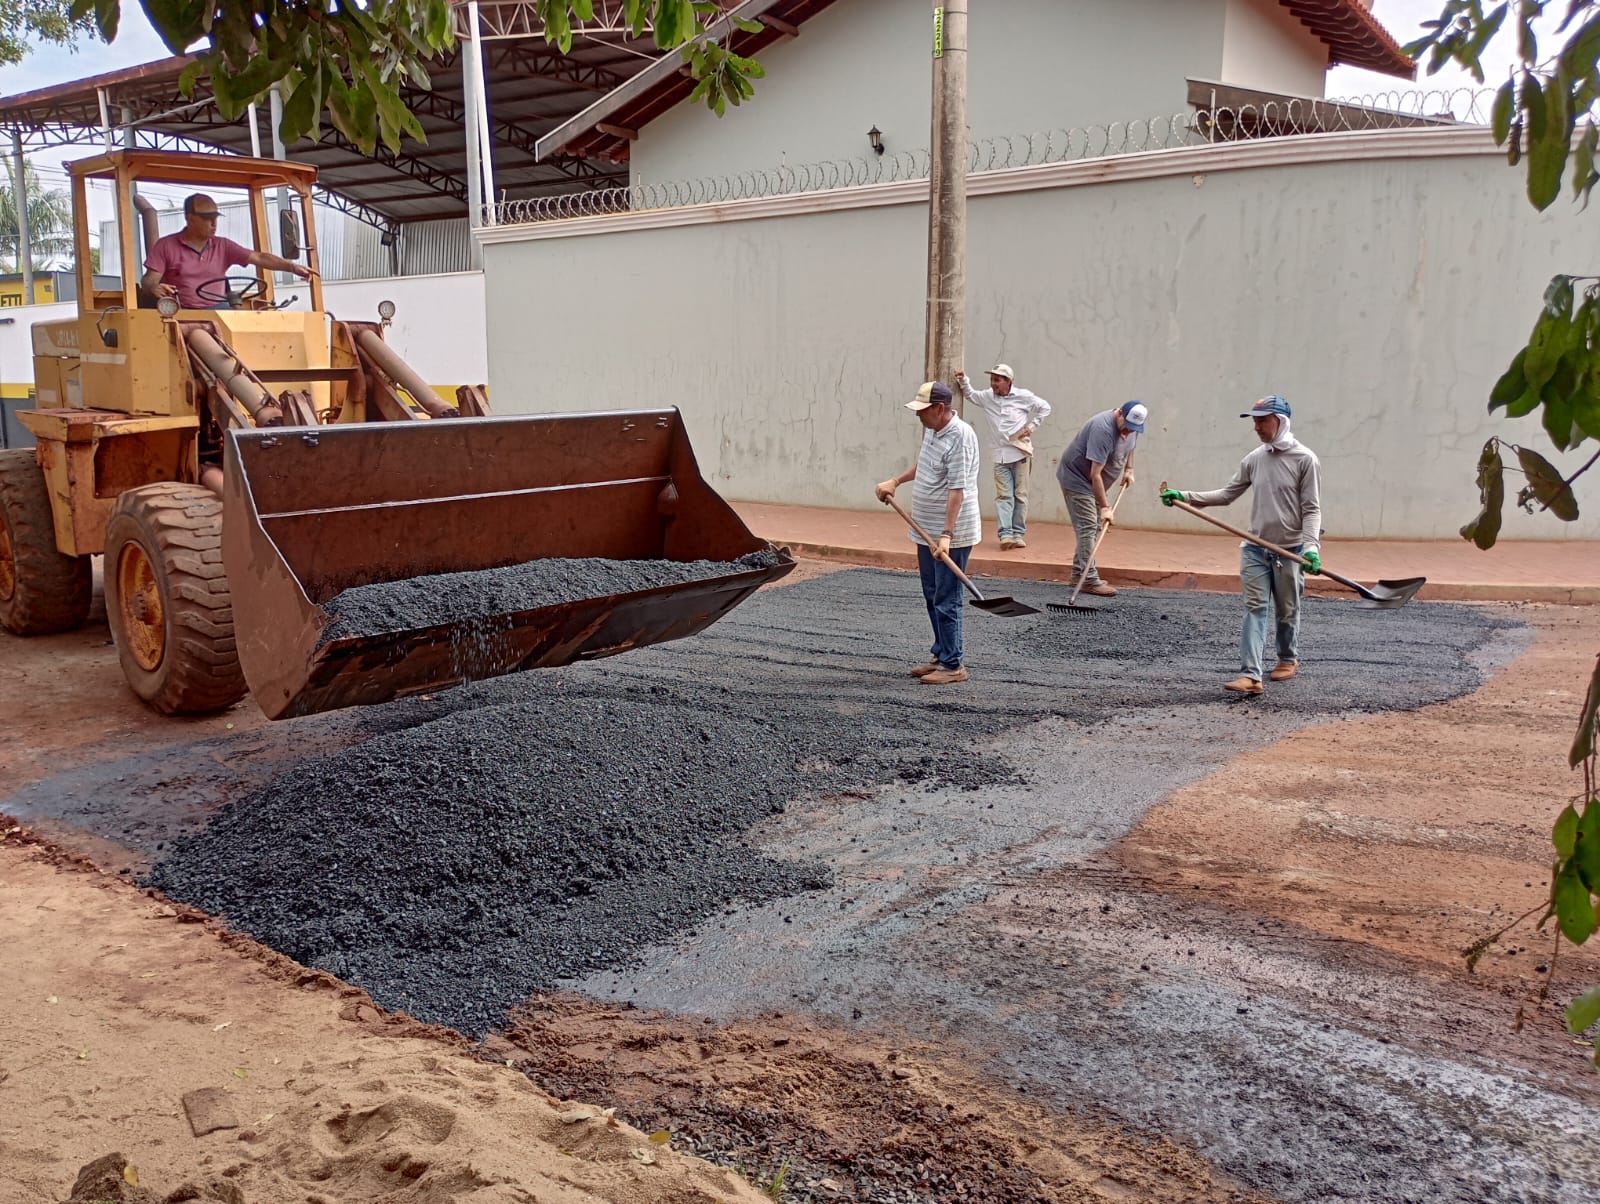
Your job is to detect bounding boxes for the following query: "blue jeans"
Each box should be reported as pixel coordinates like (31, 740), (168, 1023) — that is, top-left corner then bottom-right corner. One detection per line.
(1239, 543), (1303, 682)
(916, 542), (972, 669)
(993, 459), (1031, 541)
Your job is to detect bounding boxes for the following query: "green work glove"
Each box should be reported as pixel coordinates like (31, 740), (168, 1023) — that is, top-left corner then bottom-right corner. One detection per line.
(1303, 549), (1322, 574)
(1159, 488), (1184, 507)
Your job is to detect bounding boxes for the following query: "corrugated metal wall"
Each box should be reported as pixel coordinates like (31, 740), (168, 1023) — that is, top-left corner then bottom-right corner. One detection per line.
(101, 201), (471, 282)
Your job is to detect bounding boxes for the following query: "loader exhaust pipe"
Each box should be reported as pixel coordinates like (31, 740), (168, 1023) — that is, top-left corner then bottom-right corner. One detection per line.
(185, 327), (283, 426)
(133, 192), (161, 266)
(354, 328), (458, 418)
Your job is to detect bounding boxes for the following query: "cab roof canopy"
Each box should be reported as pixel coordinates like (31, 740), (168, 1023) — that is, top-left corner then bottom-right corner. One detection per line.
(68, 147), (320, 191)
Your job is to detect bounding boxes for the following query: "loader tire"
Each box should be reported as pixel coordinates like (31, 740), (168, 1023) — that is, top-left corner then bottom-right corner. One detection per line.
(0, 448), (92, 636)
(104, 483), (246, 715)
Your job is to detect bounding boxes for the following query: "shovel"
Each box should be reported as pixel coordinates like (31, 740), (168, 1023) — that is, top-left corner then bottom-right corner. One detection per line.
(1048, 476), (1132, 616)
(881, 496), (1040, 617)
(1160, 483), (1426, 609)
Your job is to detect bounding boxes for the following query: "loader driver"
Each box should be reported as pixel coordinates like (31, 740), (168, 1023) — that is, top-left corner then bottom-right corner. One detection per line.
(141, 193), (314, 310)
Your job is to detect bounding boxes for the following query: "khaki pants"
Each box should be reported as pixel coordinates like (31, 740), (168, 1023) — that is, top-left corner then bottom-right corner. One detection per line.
(1062, 488), (1107, 586)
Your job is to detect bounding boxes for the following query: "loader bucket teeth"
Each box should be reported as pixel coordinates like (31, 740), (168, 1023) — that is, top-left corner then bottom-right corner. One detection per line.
(222, 410), (793, 719)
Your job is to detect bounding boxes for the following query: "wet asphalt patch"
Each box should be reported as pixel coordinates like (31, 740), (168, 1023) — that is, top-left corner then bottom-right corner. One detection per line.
(319, 551), (784, 644)
(144, 570), (1505, 1036)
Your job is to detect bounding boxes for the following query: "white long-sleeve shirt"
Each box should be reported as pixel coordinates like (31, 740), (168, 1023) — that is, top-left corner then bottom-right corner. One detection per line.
(957, 378), (1051, 465)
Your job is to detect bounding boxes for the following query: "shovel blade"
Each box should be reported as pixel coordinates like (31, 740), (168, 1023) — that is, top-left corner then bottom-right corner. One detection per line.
(1356, 576), (1427, 609)
(970, 596), (1041, 617)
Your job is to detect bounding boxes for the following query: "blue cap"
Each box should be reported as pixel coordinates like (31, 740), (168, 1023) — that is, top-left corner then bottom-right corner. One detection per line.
(1241, 395), (1290, 419)
(1118, 400), (1147, 432)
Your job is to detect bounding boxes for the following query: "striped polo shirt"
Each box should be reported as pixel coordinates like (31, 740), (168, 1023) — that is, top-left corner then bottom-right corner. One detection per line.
(910, 414), (982, 548)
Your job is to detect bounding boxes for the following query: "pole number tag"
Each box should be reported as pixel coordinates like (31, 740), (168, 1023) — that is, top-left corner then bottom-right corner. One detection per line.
(933, 7), (944, 58)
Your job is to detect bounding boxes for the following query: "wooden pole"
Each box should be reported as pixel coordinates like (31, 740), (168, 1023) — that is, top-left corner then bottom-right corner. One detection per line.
(10, 131), (33, 306)
(924, 1), (967, 399)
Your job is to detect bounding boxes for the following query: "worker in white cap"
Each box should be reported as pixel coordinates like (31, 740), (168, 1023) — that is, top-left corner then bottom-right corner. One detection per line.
(955, 364), (1051, 551)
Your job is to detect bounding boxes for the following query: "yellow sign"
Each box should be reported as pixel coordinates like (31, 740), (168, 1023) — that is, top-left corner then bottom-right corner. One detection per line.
(0, 278), (57, 306)
(933, 7), (943, 58)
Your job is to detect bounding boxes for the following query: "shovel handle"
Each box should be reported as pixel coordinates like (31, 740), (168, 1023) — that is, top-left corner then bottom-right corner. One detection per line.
(881, 494), (987, 602)
(1159, 481), (1309, 565)
(1159, 481), (1372, 598)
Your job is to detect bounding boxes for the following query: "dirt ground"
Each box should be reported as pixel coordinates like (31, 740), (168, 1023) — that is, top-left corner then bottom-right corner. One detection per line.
(3, 570), (1598, 1203)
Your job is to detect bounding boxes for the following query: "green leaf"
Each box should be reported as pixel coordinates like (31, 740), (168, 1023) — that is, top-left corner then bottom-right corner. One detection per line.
(1515, 446), (1580, 519)
(1566, 986), (1600, 1034)
(1554, 862), (1598, 944)
(1523, 74), (1571, 211)
(1542, 389), (1578, 451)
(1574, 120), (1600, 203)
(1491, 348), (1528, 411)
(1525, 310), (1572, 392)
(1556, 803), (1581, 859)
(1492, 77), (1516, 144)
(176, 59), (205, 98)
(1576, 802), (1600, 891)
(1573, 654), (1600, 768)
(92, 0), (118, 42)
(1546, 274), (1577, 317)
(733, 16), (764, 34)
(1461, 439), (1507, 549)
(280, 69), (321, 146)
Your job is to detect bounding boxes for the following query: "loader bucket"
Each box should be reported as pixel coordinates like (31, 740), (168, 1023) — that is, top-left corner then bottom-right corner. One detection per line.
(221, 410), (794, 719)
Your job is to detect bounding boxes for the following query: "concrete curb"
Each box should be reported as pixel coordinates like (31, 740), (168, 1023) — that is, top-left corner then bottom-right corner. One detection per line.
(773, 540), (1600, 606)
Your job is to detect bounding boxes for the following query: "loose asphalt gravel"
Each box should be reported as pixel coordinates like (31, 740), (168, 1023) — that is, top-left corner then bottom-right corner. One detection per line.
(147, 569), (1508, 1038)
(107, 564), (1600, 1203)
(319, 550), (784, 643)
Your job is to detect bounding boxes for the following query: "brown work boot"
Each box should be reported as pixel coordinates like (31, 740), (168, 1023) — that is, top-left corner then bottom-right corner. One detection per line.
(999, 539), (1018, 551)
(1012, 536), (1027, 548)
(911, 661), (941, 678)
(1224, 676), (1264, 695)
(921, 666), (969, 685)
(1082, 582), (1117, 597)
(1269, 661), (1298, 681)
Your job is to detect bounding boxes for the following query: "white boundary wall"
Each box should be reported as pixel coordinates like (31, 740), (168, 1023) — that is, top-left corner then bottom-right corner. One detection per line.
(481, 128), (1600, 542)
(0, 272), (487, 393)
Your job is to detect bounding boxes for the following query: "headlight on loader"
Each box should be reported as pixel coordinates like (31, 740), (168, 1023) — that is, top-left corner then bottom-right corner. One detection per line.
(157, 296), (180, 318)
(377, 299), (396, 321)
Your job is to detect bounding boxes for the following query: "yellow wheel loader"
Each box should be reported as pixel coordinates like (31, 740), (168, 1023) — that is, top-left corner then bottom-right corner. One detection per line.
(0, 151), (790, 718)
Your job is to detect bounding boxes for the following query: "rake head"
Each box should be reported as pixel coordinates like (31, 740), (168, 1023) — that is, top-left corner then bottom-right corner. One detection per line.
(1046, 601), (1102, 617)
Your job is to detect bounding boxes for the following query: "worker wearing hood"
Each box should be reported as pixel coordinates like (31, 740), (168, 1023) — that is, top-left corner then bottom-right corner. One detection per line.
(1160, 396), (1323, 695)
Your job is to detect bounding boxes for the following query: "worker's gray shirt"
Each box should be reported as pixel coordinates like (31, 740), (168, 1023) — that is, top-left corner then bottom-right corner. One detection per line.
(1057, 410), (1137, 495)
(911, 415), (982, 548)
(1184, 442), (1322, 550)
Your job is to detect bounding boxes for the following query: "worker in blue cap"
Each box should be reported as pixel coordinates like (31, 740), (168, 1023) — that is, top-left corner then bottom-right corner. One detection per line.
(1161, 395), (1323, 695)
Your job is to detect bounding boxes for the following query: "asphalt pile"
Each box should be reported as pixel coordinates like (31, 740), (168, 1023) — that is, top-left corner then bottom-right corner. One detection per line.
(320, 550), (785, 642)
(147, 569), (1508, 1036)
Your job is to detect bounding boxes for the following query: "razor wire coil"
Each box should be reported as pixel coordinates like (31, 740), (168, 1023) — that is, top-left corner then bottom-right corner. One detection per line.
(493, 88), (1495, 228)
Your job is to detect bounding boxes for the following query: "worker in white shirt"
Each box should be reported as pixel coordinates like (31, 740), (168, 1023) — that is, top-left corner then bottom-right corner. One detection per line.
(956, 364), (1051, 551)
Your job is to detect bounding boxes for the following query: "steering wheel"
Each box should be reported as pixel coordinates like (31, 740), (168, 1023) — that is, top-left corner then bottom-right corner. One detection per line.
(194, 274), (268, 309)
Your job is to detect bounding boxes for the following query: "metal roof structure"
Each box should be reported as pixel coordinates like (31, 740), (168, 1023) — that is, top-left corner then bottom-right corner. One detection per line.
(0, 4), (669, 225)
(0, 0), (1412, 227)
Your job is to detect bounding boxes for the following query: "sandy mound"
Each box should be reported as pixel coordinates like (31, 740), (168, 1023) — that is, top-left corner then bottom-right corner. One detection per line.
(0, 839), (766, 1204)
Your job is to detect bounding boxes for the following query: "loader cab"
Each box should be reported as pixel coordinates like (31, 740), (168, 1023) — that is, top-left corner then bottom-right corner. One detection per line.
(56, 150), (328, 420)
(70, 149), (323, 317)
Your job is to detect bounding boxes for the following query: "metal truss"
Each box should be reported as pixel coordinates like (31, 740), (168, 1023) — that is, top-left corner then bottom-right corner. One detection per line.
(454, 0), (654, 40)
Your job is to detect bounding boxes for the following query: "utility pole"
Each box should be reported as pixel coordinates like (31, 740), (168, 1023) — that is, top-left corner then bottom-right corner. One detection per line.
(9, 131), (33, 306)
(924, 1), (967, 398)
